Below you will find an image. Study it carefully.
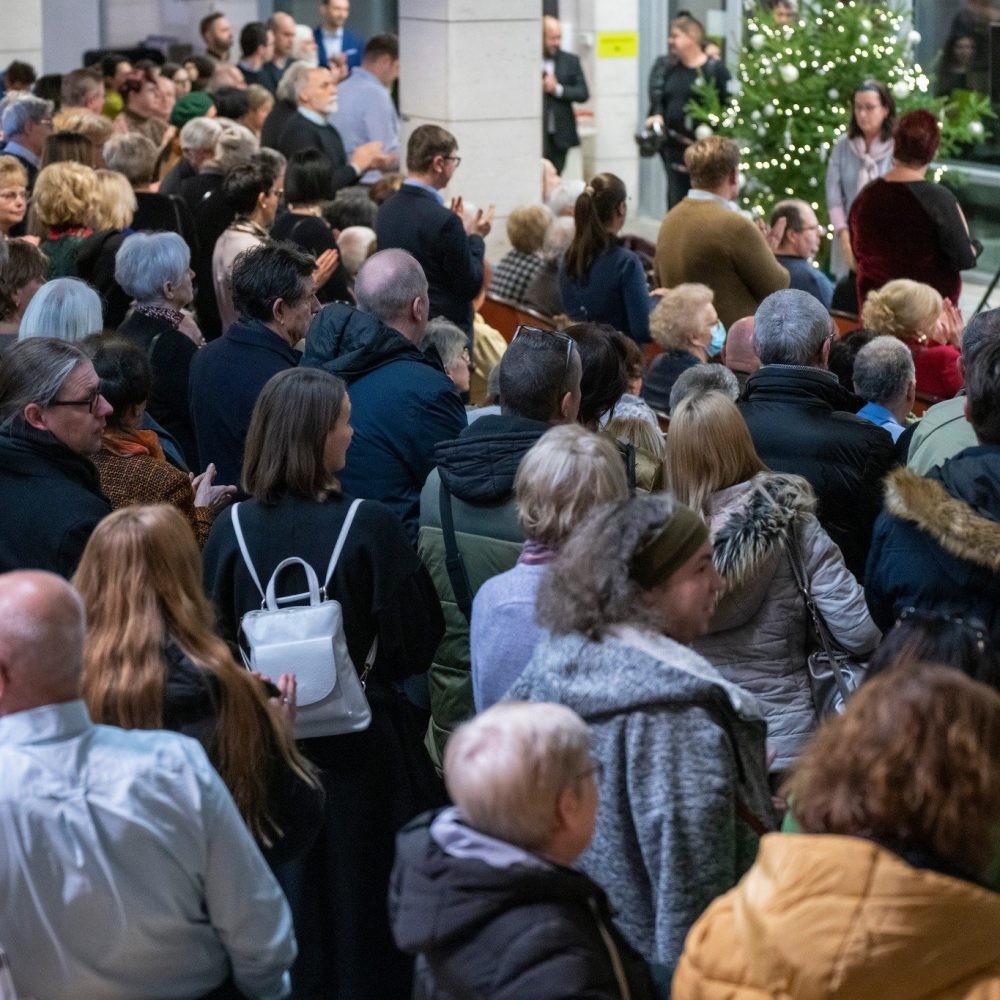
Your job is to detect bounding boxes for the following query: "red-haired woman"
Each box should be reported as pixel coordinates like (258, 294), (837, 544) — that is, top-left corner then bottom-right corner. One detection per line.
(849, 109), (980, 306)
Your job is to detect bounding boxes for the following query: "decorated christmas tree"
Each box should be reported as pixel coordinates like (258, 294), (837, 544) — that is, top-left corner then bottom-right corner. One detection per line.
(690, 0), (991, 229)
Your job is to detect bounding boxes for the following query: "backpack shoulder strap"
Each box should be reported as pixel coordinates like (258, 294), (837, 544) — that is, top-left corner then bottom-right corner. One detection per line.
(322, 497), (364, 591)
(439, 478), (474, 622)
(230, 503), (267, 602)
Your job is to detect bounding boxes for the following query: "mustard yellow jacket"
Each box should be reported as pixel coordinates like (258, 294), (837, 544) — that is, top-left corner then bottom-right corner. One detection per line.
(673, 833), (1000, 1000)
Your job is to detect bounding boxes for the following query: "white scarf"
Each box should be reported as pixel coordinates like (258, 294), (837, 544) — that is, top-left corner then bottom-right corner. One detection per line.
(849, 134), (894, 195)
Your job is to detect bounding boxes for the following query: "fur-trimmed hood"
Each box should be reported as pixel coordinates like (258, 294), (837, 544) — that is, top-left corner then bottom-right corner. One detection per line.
(884, 457), (1000, 574)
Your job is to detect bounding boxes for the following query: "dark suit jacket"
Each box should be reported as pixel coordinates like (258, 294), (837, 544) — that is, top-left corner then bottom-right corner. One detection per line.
(276, 112), (359, 194)
(375, 184), (485, 335)
(260, 98), (297, 149)
(544, 50), (589, 150)
(314, 25), (365, 71)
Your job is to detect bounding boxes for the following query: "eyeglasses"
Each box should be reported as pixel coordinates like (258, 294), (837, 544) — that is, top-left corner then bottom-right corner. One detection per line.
(0, 189), (27, 203)
(443, 154), (461, 167)
(511, 324), (574, 377)
(47, 384), (105, 415)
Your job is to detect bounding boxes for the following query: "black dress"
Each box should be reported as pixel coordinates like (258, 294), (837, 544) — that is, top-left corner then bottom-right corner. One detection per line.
(203, 492), (447, 1000)
(270, 211), (350, 303)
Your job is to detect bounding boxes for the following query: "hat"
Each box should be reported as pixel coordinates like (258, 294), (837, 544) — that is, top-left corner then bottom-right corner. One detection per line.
(170, 91), (215, 129)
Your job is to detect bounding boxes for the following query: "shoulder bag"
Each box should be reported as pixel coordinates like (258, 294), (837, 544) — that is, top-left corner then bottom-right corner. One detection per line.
(230, 498), (374, 738)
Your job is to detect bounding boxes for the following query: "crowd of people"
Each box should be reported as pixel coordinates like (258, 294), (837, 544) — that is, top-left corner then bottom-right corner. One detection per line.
(2, 4), (1000, 1000)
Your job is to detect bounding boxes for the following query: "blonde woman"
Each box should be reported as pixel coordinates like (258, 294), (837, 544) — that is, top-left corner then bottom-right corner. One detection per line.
(33, 161), (97, 277)
(73, 503), (323, 866)
(471, 424), (629, 709)
(0, 156), (28, 238)
(641, 282), (718, 413)
(862, 277), (963, 399)
(666, 390), (880, 775)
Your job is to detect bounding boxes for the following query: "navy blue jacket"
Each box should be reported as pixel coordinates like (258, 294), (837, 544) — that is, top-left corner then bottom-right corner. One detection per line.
(375, 185), (485, 335)
(866, 446), (1000, 641)
(302, 303), (467, 543)
(314, 24), (364, 71)
(776, 254), (834, 310)
(559, 242), (655, 344)
(189, 317), (300, 487)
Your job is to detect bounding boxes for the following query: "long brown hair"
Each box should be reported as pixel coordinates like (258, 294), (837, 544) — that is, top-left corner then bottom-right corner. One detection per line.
(564, 172), (626, 283)
(73, 504), (317, 847)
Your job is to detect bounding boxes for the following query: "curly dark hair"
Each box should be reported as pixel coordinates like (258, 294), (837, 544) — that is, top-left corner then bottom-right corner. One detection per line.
(786, 662), (1000, 880)
(535, 493), (678, 640)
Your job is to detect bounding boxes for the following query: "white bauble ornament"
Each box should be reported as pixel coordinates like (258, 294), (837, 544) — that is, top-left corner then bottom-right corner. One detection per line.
(827, 88), (839, 99)
(969, 120), (985, 138)
(908, 30), (922, 44)
(860, 17), (872, 30)
(750, 33), (766, 50)
(694, 124), (714, 140)
(751, 110), (762, 121)
(808, 176), (818, 187)
(763, 102), (776, 116)
(891, 80), (910, 99)
(779, 64), (799, 83)
(858, 33), (869, 45)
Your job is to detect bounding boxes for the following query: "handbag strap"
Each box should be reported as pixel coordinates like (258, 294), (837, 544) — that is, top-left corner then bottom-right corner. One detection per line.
(322, 497), (364, 595)
(231, 502), (267, 602)
(785, 528), (854, 704)
(439, 479), (474, 622)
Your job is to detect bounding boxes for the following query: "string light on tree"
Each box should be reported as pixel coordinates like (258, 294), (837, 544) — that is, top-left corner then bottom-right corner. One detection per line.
(689, 0), (990, 245)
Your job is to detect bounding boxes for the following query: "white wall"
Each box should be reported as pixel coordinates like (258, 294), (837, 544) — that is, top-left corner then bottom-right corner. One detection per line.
(0, 0), (42, 78)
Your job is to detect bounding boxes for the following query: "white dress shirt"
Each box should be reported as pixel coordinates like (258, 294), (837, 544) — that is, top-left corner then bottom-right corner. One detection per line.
(0, 700), (295, 1000)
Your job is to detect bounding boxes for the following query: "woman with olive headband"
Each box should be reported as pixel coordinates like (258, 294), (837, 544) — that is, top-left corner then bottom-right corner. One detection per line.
(507, 492), (774, 974)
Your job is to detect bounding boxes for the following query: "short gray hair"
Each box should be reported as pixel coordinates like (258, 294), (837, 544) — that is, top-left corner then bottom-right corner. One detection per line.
(254, 146), (286, 178)
(215, 122), (259, 173)
(1, 94), (52, 138)
(337, 225), (376, 276)
(115, 231), (190, 303)
(669, 363), (740, 412)
(279, 61), (314, 103)
(547, 180), (585, 217)
(444, 701), (591, 852)
(0, 337), (88, 422)
(103, 133), (158, 186)
(961, 308), (1000, 364)
(354, 249), (427, 324)
(542, 216), (575, 257)
(753, 288), (832, 367)
(853, 335), (915, 406)
(19, 279), (103, 343)
(423, 318), (468, 370)
(179, 115), (222, 153)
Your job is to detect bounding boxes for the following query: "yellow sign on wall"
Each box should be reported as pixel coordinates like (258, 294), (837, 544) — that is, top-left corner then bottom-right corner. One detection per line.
(597, 31), (639, 58)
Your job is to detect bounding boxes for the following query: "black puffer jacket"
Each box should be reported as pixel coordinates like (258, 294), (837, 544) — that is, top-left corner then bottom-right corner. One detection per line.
(390, 810), (659, 1000)
(866, 445), (1000, 641)
(738, 365), (897, 579)
(0, 420), (111, 576)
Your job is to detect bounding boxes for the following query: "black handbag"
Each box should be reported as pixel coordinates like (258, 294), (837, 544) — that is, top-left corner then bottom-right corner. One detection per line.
(787, 530), (866, 718)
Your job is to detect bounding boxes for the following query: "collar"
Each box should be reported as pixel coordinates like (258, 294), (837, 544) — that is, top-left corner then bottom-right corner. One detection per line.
(230, 218), (270, 240)
(297, 107), (328, 127)
(226, 316), (299, 360)
(857, 400), (902, 425)
(776, 253), (809, 264)
(430, 807), (551, 871)
(759, 363), (840, 383)
(402, 178), (445, 204)
(0, 699), (92, 747)
(3, 140), (39, 168)
(687, 188), (739, 211)
(322, 26), (344, 40)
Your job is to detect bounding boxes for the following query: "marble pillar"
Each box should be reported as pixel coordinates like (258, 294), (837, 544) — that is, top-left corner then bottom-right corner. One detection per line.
(0, 0), (42, 79)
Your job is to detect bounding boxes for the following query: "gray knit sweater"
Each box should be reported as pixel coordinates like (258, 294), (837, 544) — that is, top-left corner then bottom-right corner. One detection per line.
(506, 627), (774, 973)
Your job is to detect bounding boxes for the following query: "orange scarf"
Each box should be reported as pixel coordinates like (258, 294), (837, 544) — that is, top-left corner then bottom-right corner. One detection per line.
(102, 427), (166, 461)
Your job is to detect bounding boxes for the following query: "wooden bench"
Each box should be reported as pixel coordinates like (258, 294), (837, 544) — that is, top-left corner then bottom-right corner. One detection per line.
(480, 294), (558, 343)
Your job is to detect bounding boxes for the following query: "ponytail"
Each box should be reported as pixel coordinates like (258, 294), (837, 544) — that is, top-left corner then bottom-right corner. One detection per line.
(564, 173), (626, 283)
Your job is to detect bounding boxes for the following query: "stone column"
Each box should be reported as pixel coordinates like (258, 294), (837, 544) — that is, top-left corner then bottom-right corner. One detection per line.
(398, 0), (540, 255)
(1, 0), (42, 79)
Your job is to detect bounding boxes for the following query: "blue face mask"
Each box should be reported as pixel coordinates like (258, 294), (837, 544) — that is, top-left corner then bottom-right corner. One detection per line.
(709, 321), (727, 357)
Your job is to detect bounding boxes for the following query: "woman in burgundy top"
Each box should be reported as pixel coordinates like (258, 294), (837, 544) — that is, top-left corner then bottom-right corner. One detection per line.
(849, 109), (979, 306)
(862, 277), (964, 400)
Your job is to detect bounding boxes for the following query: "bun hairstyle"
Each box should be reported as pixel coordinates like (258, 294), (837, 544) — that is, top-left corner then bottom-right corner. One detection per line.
(564, 172), (627, 283)
(861, 279), (941, 340)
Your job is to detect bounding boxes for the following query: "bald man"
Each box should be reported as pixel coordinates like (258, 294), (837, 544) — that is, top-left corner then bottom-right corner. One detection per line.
(0, 570), (296, 999)
(542, 15), (589, 174)
(302, 249), (467, 540)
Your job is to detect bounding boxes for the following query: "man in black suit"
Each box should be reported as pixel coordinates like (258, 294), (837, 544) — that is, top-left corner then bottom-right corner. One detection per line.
(542, 16), (589, 175)
(375, 125), (494, 336)
(275, 65), (384, 194)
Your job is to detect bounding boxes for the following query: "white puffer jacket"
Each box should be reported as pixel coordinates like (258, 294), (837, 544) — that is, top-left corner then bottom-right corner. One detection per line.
(693, 473), (880, 771)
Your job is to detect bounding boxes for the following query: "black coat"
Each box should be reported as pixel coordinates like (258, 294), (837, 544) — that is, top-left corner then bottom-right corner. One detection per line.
(375, 184), (485, 335)
(390, 811), (659, 1000)
(203, 492), (446, 998)
(76, 228), (131, 330)
(302, 302), (467, 542)
(0, 421), (111, 576)
(162, 640), (324, 867)
(157, 157), (196, 198)
(117, 310), (200, 468)
(270, 211), (350, 303)
(133, 191), (199, 257)
(190, 185), (236, 342)
(866, 446), (1000, 641)
(275, 112), (359, 194)
(738, 366), (897, 580)
(189, 316), (300, 487)
(260, 98), (298, 150)
(544, 49), (589, 151)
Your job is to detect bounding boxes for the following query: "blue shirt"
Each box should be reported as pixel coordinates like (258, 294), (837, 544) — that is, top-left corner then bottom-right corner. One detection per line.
(856, 401), (906, 441)
(776, 254), (834, 310)
(0, 700), (295, 1000)
(402, 177), (445, 205)
(329, 66), (400, 183)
